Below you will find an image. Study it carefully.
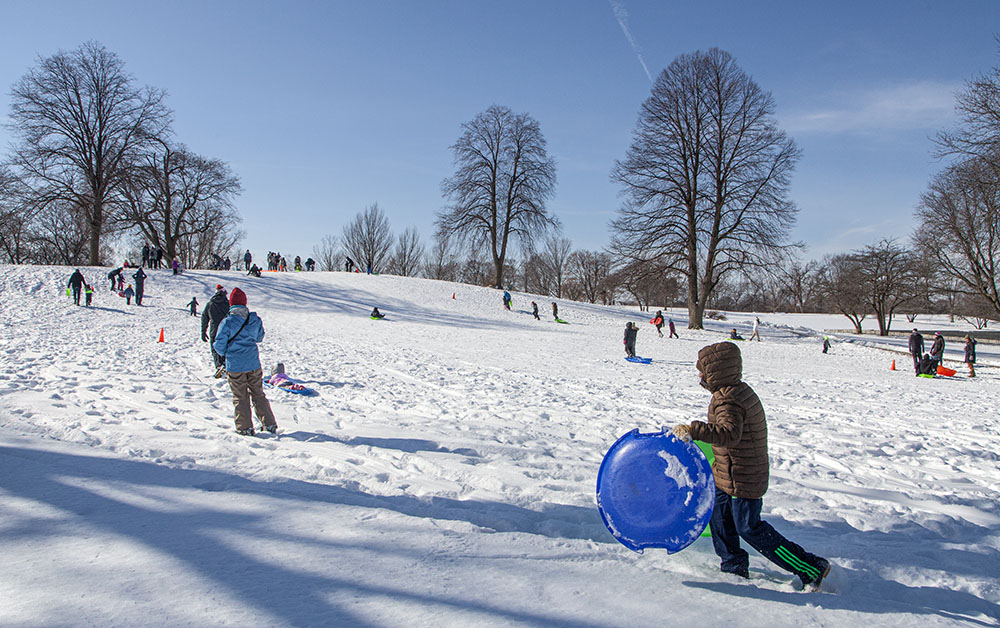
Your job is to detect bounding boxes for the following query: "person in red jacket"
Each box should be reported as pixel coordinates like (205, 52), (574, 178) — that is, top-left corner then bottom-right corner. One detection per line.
(672, 341), (830, 590)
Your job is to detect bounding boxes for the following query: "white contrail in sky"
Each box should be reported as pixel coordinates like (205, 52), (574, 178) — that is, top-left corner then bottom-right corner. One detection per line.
(610, 0), (653, 83)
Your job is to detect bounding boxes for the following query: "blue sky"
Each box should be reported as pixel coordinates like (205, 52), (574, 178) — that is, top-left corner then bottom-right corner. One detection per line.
(1, 1), (998, 263)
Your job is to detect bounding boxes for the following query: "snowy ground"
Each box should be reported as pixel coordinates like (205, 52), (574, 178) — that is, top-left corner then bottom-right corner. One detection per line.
(0, 264), (997, 628)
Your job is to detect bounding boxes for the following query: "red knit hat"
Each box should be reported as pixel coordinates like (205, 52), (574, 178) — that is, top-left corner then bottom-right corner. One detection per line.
(229, 287), (247, 306)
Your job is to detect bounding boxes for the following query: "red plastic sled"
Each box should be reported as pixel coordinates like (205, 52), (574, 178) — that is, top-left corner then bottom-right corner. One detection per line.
(936, 365), (957, 377)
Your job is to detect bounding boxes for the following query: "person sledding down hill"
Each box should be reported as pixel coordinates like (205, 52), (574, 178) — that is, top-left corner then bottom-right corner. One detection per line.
(730, 329), (744, 340)
(671, 341), (831, 591)
(370, 307), (386, 319)
(213, 287), (278, 436)
(502, 290), (512, 310)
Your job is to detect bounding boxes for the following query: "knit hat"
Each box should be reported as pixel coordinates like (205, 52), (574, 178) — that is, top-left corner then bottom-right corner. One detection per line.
(216, 284), (224, 291)
(229, 287), (247, 306)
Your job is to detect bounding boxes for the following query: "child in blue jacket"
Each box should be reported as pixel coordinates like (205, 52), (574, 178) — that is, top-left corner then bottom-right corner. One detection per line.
(213, 287), (278, 435)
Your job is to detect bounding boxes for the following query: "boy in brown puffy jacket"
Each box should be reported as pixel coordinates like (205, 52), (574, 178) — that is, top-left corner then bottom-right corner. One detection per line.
(671, 341), (831, 591)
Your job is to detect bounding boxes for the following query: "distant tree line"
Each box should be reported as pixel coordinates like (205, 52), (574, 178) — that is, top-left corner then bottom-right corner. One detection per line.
(3, 41), (997, 333)
(0, 41), (243, 268)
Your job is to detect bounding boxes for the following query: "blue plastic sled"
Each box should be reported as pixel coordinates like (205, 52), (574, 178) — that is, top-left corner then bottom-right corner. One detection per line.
(596, 428), (715, 553)
(625, 356), (652, 364)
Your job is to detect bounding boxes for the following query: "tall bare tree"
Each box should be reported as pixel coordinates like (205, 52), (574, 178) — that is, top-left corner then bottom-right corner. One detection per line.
(438, 105), (558, 289)
(121, 141), (242, 267)
(342, 203), (393, 273)
(388, 227), (425, 277)
(424, 230), (460, 282)
(915, 155), (1000, 318)
(611, 48), (800, 329)
(566, 249), (613, 304)
(821, 254), (868, 334)
(541, 235), (572, 298)
(8, 42), (171, 265)
(854, 239), (919, 336)
(312, 235), (339, 271)
(936, 42), (1000, 168)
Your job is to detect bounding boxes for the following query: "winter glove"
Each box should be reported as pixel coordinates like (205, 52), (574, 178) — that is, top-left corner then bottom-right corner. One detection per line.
(201, 333), (208, 342)
(671, 424), (692, 442)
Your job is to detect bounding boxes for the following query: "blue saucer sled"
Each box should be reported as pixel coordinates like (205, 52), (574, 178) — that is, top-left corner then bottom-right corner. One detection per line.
(596, 428), (715, 553)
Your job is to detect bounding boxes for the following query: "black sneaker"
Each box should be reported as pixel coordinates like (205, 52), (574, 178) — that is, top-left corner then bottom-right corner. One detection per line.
(262, 425), (277, 434)
(803, 559), (831, 592)
(235, 428), (255, 436)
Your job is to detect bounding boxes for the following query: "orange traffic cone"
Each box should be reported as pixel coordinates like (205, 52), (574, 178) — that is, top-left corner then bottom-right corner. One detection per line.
(890, 359), (895, 370)
(158, 328), (165, 343)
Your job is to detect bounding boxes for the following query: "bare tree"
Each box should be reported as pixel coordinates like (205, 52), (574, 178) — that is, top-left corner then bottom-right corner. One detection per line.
(916, 154), (1000, 318)
(8, 42), (171, 265)
(342, 203), (393, 273)
(936, 42), (1000, 168)
(312, 234), (339, 271)
(611, 48), (800, 329)
(566, 250), (613, 304)
(821, 254), (868, 334)
(388, 227), (424, 277)
(438, 105), (558, 288)
(0, 164), (34, 263)
(541, 235), (572, 298)
(120, 142), (242, 268)
(773, 257), (824, 313)
(854, 239), (919, 336)
(424, 230), (460, 282)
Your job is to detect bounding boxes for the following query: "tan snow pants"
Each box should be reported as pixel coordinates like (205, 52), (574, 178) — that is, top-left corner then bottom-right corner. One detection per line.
(226, 368), (277, 431)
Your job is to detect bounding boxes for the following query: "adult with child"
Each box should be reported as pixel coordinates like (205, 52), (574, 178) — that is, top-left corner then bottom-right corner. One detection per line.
(67, 269), (86, 306)
(671, 341), (831, 591)
(213, 287), (278, 436)
(201, 285), (231, 378)
(908, 329), (925, 374)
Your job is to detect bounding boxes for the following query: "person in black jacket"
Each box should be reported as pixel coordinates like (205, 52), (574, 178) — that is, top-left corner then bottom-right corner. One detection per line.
(908, 329), (924, 374)
(531, 301), (539, 320)
(929, 332), (945, 371)
(67, 269), (85, 305)
(133, 267), (147, 305)
(917, 353), (936, 376)
(201, 285), (230, 376)
(107, 267), (123, 291)
(623, 322), (638, 358)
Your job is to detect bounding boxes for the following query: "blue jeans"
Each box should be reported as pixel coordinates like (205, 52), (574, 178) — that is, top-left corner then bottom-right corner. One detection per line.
(709, 486), (826, 584)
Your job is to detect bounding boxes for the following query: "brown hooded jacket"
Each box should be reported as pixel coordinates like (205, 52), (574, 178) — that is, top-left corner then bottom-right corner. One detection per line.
(687, 341), (769, 499)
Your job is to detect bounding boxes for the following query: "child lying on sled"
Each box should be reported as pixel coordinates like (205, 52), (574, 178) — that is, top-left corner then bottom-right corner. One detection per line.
(267, 363), (308, 391)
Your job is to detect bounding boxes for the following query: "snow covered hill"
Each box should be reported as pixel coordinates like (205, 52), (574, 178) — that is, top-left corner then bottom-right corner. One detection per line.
(0, 265), (997, 627)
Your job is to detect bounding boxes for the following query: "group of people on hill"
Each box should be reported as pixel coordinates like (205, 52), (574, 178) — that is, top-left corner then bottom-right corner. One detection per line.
(68, 266), (150, 307)
(909, 328), (977, 377)
(622, 310), (680, 358)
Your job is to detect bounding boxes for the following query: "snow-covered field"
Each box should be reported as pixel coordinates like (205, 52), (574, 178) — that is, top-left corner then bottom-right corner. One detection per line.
(0, 264), (997, 627)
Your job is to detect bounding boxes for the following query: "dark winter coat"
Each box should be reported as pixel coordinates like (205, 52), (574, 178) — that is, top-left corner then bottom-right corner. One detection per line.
(623, 324), (638, 344)
(930, 335), (945, 359)
(133, 268), (147, 289)
(67, 270), (85, 289)
(201, 290), (231, 341)
(964, 338), (977, 364)
(908, 332), (924, 356)
(688, 341), (769, 500)
(918, 353), (935, 375)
